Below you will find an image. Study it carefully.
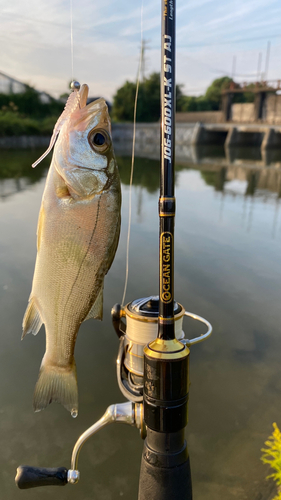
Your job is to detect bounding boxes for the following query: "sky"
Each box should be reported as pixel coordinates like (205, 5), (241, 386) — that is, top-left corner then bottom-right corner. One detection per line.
(1, 0), (281, 101)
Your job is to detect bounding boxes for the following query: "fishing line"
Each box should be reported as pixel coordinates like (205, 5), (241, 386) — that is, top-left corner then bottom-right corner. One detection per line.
(121, 0), (144, 307)
(70, 0), (74, 82)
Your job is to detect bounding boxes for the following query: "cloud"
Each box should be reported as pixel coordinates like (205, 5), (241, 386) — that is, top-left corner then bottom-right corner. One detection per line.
(1, 0), (281, 100)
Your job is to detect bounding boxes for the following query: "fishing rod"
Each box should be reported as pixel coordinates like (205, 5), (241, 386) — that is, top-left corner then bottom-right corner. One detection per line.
(131, 1), (212, 496)
(15, 0), (212, 497)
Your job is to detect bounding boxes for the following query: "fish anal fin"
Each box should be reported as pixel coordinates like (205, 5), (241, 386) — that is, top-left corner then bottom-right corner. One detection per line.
(22, 298), (43, 339)
(33, 360), (78, 417)
(84, 287), (103, 322)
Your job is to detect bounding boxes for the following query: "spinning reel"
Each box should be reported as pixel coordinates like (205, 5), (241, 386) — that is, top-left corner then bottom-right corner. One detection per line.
(15, 295), (211, 490)
(112, 296), (212, 403)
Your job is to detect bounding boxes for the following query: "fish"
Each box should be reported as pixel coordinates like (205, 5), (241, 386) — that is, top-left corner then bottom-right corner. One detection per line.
(22, 84), (121, 417)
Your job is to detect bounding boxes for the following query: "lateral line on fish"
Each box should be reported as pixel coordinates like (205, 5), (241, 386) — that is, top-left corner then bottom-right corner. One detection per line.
(60, 194), (103, 328)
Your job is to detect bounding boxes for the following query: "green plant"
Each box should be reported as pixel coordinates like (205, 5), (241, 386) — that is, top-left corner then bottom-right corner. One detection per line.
(0, 111), (40, 136)
(0, 87), (64, 119)
(0, 111), (58, 137)
(261, 423), (281, 500)
(112, 72), (184, 122)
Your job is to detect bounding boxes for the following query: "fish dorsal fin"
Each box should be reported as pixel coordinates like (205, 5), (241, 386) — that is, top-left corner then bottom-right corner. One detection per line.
(32, 90), (81, 168)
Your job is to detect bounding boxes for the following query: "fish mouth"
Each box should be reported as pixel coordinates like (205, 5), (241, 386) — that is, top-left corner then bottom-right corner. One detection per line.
(79, 84), (89, 108)
(79, 84), (108, 113)
(84, 97), (108, 114)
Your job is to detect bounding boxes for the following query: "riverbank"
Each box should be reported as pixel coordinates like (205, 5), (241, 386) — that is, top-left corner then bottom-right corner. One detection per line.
(1, 121), (281, 152)
(0, 136), (50, 148)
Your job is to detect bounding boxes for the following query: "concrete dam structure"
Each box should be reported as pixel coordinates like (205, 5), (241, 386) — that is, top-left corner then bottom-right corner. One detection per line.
(193, 122), (281, 150)
(111, 121), (281, 156)
(112, 88), (281, 153)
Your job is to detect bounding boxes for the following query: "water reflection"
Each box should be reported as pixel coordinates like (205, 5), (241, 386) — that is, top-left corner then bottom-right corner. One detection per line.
(1, 146), (281, 500)
(3, 146), (281, 241)
(174, 146), (281, 200)
(0, 149), (48, 201)
(119, 144), (281, 239)
(116, 156), (160, 193)
(176, 143), (281, 168)
(115, 144), (281, 200)
(2, 144), (281, 251)
(2, 146), (281, 202)
(234, 329), (270, 363)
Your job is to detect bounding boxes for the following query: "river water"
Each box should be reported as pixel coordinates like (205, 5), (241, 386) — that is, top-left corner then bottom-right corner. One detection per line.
(1, 146), (281, 500)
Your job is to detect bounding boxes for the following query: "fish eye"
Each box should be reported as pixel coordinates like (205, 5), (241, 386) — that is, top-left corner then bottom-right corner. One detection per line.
(93, 132), (105, 146)
(88, 129), (110, 153)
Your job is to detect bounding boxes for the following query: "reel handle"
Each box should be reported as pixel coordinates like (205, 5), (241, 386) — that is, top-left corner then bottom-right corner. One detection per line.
(15, 465), (68, 489)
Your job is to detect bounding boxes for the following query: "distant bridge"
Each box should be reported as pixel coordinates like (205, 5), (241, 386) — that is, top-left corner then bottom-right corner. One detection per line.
(222, 79), (281, 123)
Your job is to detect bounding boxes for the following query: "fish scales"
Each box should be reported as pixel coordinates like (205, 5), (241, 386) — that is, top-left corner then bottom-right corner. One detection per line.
(22, 85), (121, 417)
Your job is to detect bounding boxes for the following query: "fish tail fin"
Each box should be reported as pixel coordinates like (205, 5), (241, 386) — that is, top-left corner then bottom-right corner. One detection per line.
(33, 360), (78, 418)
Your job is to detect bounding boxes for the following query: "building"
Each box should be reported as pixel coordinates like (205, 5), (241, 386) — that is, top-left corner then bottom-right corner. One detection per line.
(0, 71), (53, 104)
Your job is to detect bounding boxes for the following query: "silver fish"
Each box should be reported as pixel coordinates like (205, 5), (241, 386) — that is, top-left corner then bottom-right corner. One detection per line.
(22, 84), (121, 417)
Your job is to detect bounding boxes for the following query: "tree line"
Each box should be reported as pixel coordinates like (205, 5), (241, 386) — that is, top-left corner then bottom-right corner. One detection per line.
(112, 73), (255, 122)
(0, 75), (257, 136)
(0, 85), (64, 137)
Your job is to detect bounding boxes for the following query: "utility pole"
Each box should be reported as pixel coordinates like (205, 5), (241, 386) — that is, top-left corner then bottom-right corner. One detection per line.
(264, 41), (271, 82)
(257, 52), (262, 82)
(140, 39), (150, 81)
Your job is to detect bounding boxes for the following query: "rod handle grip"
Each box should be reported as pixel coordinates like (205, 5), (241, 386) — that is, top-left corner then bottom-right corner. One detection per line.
(15, 465), (68, 489)
(138, 454), (192, 500)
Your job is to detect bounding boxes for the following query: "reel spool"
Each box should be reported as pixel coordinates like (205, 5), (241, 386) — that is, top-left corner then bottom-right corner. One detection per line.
(111, 296), (212, 402)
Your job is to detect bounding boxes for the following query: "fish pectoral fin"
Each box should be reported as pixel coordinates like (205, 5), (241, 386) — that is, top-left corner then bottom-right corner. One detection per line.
(84, 287), (103, 322)
(22, 298), (43, 339)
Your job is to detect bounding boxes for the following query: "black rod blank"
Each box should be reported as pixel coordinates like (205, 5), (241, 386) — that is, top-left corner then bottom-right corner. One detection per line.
(158, 0), (176, 340)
